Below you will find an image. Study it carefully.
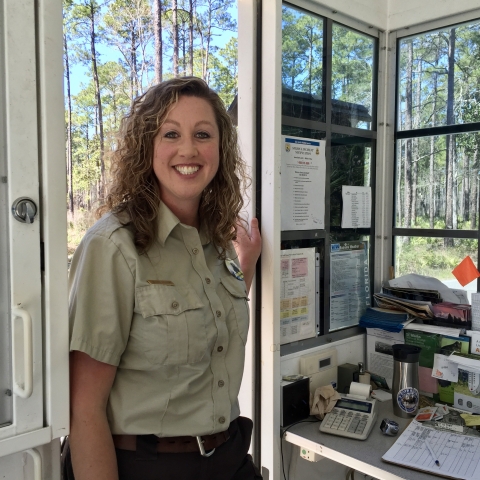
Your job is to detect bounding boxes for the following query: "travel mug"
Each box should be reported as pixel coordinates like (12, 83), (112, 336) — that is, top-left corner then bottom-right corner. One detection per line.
(391, 344), (422, 418)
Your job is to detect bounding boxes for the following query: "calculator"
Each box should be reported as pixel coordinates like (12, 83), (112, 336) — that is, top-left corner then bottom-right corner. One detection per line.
(319, 396), (377, 440)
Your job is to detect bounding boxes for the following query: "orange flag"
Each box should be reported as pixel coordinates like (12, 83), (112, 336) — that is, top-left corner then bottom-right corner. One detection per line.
(452, 256), (480, 287)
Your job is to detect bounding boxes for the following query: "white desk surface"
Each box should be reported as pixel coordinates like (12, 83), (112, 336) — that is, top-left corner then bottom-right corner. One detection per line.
(284, 400), (445, 480)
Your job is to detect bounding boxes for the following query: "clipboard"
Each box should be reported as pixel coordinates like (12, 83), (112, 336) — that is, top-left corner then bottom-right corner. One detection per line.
(382, 420), (480, 479)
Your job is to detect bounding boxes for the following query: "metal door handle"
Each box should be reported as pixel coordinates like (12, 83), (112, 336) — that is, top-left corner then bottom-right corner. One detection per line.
(12, 306), (33, 398)
(11, 197), (38, 223)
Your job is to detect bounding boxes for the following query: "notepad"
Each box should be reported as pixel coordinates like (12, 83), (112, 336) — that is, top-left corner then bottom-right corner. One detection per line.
(382, 421), (480, 479)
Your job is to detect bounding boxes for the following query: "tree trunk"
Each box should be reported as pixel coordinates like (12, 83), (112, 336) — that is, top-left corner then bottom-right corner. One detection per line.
(189, 0), (194, 76)
(172, 0), (179, 77)
(403, 40), (413, 228)
(308, 28), (313, 95)
(410, 63), (423, 226)
(429, 61), (438, 229)
(131, 25), (138, 98)
(154, 0), (163, 83)
(445, 28), (456, 246)
(64, 30), (74, 217)
(463, 149), (469, 223)
(204, 1), (212, 82)
(471, 145), (479, 229)
(429, 136), (435, 228)
(89, 1), (105, 199)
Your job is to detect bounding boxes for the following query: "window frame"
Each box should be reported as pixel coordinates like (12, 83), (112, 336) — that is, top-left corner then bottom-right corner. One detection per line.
(280, 1), (380, 355)
(391, 16), (480, 287)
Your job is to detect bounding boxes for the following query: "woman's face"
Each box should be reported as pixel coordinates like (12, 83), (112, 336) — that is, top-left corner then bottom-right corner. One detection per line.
(152, 95), (220, 219)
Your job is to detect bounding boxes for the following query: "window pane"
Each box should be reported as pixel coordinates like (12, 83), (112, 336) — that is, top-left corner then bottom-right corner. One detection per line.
(395, 236), (478, 300)
(281, 125), (325, 140)
(395, 132), (480, 229)
(397, 20), (480, 130)
(282, 5), (325, 123)
(330, 134), (373, 226)
(331, 23), (375, 129)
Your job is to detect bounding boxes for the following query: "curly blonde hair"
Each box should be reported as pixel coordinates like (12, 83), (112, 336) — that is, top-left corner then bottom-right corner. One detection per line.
(98, 77), (249, 257)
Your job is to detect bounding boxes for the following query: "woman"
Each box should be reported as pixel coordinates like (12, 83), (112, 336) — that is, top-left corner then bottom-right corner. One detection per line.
(65, 77), (262, 480)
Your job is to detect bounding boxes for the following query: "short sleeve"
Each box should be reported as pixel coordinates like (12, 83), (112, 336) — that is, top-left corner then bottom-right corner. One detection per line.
(68, 232), (135, 366)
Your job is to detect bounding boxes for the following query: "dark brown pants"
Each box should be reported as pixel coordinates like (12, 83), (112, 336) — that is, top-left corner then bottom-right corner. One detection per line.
(62, 417), (262, 480)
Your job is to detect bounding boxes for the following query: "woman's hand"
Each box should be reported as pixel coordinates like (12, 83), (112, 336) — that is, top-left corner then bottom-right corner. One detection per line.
(233, 217), (261, 293)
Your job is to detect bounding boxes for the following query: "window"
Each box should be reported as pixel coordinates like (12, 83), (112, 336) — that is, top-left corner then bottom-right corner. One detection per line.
(394, 19), (480, 298)
(281, 3), (378, 351)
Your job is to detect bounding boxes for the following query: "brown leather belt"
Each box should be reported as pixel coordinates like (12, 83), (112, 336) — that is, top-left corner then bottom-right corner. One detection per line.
(112, 430), (230, 456)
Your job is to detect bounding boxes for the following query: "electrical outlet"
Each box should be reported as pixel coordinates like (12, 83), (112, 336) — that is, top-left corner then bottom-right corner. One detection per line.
(299, 447), (322, 462)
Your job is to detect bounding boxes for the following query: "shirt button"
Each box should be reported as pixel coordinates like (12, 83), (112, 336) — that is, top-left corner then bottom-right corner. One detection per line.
(219, 417), (226, 424)
(218, 380), (225, 387)
(192, 248), (199, 255)
(205, 278), (211, 284)
(171, 301), (179, 309)
(217, 346), (223, 352)
(216, 310), (222, 317)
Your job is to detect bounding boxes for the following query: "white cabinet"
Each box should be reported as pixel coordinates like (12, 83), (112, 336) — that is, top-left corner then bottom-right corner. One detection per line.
(0, 0), (69, 477)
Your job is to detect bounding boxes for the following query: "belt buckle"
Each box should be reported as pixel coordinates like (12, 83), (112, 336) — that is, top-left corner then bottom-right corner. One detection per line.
(196, 436), (215, 457)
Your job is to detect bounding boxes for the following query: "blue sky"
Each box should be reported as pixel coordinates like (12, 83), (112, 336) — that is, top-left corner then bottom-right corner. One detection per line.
(67, 2), (237, 97)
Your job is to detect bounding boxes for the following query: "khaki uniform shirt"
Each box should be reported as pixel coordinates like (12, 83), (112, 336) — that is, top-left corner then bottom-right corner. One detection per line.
(69, 202), (250, 436)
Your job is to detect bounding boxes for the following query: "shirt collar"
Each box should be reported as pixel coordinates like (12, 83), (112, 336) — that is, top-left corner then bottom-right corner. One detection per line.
(157, 202), (210, 246)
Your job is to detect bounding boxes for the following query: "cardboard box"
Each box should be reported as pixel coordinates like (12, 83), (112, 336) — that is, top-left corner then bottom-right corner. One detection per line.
(438, 336), (471, 404)
(454, 367), (480, 413)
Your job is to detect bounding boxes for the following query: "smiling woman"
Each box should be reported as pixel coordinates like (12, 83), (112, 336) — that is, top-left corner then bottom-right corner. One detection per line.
(64, 76), (262, 480)
(152, 96), (220, 227)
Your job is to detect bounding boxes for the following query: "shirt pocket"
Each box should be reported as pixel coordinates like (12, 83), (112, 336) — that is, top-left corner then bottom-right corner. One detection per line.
(135, 284), (207, 365)
(220, 275), (250, 345)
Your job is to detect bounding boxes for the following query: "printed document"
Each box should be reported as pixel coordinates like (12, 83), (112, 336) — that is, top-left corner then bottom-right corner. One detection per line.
(330, 241), (370, 331)
(383, 421), (480, 479)
(281, 135), (326, 231)
(280, 248), (317, 345)
(341, 185), (371, 228)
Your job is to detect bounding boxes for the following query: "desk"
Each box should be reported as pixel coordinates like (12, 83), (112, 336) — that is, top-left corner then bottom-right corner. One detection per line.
(284, 400), (441, 480)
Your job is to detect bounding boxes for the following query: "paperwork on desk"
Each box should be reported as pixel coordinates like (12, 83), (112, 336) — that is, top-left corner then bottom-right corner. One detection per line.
(281, 135), (326, 231)
(341, 185), (371, 228)
(388, 274), (467, 304)
(280, 248), (317, 345)
(382, 420), (480, 479)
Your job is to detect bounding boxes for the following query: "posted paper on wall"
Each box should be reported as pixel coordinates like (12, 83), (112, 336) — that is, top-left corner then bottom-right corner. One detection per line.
(281, 136), (326, 231)
(330, 241), (370, 331)
(341, 185), (371, 228)
(280, 248), (317, 345)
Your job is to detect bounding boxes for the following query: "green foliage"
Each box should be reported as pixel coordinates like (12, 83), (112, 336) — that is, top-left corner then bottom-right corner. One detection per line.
(396, 235), (478, 279)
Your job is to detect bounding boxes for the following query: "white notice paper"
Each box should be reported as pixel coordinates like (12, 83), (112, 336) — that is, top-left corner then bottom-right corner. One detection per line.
(281, 136), (326, 231)
(341, 185), (371, 228)
(280, 248), (317, 345)
(471, 292), (480, 331)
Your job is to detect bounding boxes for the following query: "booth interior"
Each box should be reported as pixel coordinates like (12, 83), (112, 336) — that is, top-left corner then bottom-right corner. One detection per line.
(268, 1), (480, 479)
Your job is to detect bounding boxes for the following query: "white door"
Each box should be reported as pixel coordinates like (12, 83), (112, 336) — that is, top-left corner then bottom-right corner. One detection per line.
(0, 0), (69, 477)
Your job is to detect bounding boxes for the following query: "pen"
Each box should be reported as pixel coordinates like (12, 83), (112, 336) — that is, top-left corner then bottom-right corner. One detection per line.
(425, 441), (440, 467)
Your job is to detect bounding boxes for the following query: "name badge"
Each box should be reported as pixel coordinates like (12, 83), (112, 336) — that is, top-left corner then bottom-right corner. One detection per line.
(225, 258), (244, 281)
